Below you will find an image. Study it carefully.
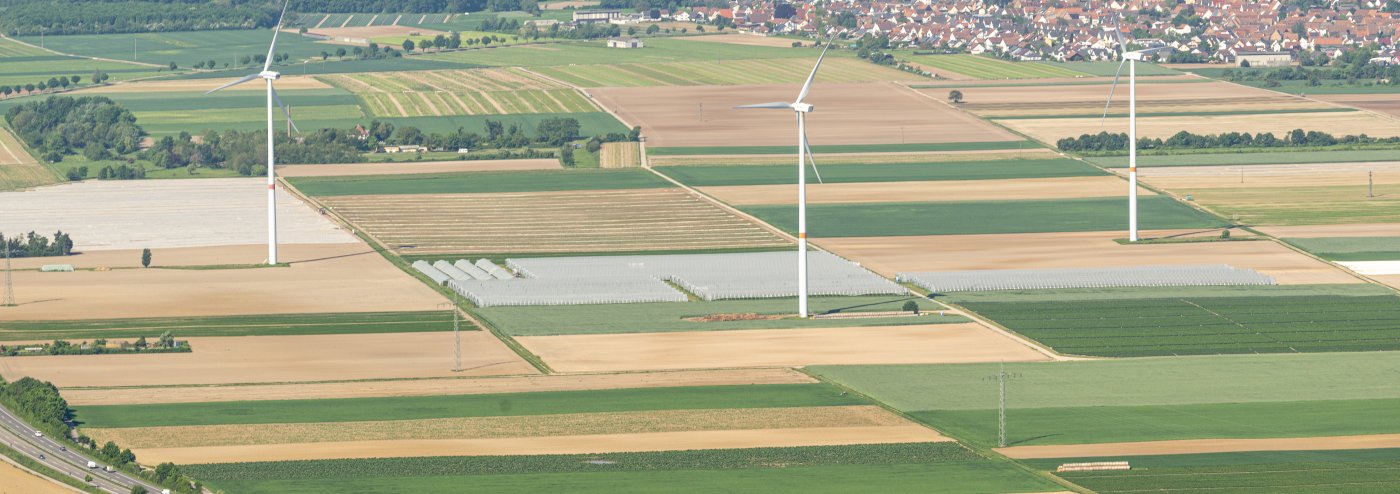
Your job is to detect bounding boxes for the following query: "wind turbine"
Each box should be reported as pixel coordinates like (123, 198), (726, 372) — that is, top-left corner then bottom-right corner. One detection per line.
(735, 42), (829, 318)
(206, 0), (298, 264)
(1102, 16), (1171, 242)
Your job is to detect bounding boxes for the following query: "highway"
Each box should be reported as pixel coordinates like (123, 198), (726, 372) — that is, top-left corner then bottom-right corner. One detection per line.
(0, 404), (165, 494)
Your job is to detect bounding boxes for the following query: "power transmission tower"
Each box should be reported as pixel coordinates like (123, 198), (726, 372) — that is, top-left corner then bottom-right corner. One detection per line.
(983, 362), (1021, 448)
(439, 293), (463, 372)
(2, 234), (14, 307)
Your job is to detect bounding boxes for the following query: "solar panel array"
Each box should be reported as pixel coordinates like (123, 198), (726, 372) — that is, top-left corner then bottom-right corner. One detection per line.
(422, 251), (903, 307)
(897, 264), (1275, 293)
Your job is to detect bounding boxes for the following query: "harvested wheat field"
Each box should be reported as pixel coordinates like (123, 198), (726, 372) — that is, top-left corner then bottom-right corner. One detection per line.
(700, 176), (1145, 206)
(63, 368), (814, 406)
(591, 82), (1019, 147)
(818, 230), (1360, 285)
(1135, 162), (1400, 189)
(517, 324), (1050, 373)
(278, 159), (559, 177)
(997, 433), (1400, 459)
(0, 458), (72, 494)
(0, 332), (534, 388)
(0, 125), (55, 191)
(676, 34), (809, 48)
(1256, 223), (1400, 238)
(140, 425), (949, 464)
(1000, 111), (1400, 144)
(949, 79), (1324, 118)
(309, 25), (444, 40)
(600, 142), (641, 168)
(319, 68), (597, 117)
(73, 75), (328, 93)
(3, 243), (446, 320)
(0, 178), (354, 250)
(321, 188), (790, 254)
(1312, 93), (1400, 118)
(649, 148), (1058, 166)
(87, 405), (905, 448)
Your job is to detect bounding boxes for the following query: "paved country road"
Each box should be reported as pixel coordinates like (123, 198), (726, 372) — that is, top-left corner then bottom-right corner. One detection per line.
(0, 404), (165, 494)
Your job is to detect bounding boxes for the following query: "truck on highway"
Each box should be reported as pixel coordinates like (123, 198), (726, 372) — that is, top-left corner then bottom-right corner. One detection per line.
(104, 465), (115, 473)
(87, 461), (97, 469)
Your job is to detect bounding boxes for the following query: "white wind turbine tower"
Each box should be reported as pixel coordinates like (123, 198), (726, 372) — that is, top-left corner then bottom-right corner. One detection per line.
(736, 43), (829, 318)
(206, 0), (298, 264)
(1102, 16), (1171, 242)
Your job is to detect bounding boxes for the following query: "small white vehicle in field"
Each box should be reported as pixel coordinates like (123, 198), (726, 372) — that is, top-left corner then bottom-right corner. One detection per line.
(87, 461), (97, 469)
(104, 465), (115, 473)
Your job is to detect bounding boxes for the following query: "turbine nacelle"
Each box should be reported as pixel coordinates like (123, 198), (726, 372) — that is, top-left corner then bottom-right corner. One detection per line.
(792, 102), (814, 113)
(261, 70), (281, 80)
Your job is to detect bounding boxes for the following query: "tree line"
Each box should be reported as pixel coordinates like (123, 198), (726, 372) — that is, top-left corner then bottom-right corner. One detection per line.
(1057, 129), (1400, 153)
(0, 1), (277, 36)
(0, 73), (108, 100)
(1, 231), (75, 257)
(0, 332), (188, 357)
(1226, 47), (1400, 87)
(4, 96), (142, 163)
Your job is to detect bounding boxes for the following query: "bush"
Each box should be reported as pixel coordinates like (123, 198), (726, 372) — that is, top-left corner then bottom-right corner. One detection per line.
(902, 301), (920, 314)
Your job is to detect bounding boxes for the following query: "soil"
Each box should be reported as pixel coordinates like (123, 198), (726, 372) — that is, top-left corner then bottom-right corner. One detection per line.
(590, 82), (1019, 147)
(515, 324), (1051, 373)
(1136, 162), (1400, 189)
(1312, 93), (1400, 118)
(996, 433), (1400, 459)
(1255, 223), (1400, 238)
(699, 176), (1148, 206)
(2, 243), (448, 320)
(0, 331), (536, 387)
(648, 148), (1058, 166)
(62, 368), (815, 406)
(999, 111), (1400, 144)
(675, 34), (810, 48)
(816, 230), (1362, 285)
(309, 25), (446, 40)
(139, 425), (949, 464)
(277, 159), (561, 177)
(948, 80), (1325, 117)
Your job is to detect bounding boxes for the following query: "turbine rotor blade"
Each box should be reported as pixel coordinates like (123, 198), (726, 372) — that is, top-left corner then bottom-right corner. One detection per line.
(206, 73), (260, 94)
(803, 133), (822, 184)
(271, 86), (299, 134)
(1112, 13), (1126, 54)
(1101, 59), (1127, 127)
(795, 41), (832, 104)
(264, 0), (291, 72)
(735, 102), (793, 109)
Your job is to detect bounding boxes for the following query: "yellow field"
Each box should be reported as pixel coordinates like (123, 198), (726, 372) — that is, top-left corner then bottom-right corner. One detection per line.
(600, 141), (641, 168)
(0, 126), (57, 191)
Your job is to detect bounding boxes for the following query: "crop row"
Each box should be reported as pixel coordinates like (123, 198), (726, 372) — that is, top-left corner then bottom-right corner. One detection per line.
(0, 311), (458, 340)
(184, 442), (973, 481)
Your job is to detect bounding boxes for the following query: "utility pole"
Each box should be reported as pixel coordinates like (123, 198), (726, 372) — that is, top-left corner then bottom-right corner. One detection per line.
(698, 102), (703, 122)
(2, 234), (14, 307)
(1369, 171), (1374, 198)
(983, 362), (1021, 448)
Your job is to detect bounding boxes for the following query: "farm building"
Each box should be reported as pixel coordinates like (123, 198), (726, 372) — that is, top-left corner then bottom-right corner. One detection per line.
(382, 145), (425, 154)
(1236, 51), (1292, 67)
(607, 38), (644, 49)
(574, 9), (621, 23)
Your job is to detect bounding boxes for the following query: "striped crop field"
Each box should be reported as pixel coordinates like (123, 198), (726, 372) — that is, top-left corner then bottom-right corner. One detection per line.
(320, 188), (789, 255)
(906, 54), (1088, 80)
(530, 57), (923, 88)
(0, 37), (48, 57)
(319, 68), (599, 117)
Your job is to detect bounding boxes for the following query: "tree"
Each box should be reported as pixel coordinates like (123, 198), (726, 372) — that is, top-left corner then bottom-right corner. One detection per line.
(948, 90), (964, 103)
(1240, 59), (1251, 68)
(84, 474), (92, 483)
(130, 486), (146, 494)
(646, 23), (660, 34)
(902, 300), (920, 314)
(58, 78), (69, 89)
(321, 51), (330, 60)
(101, 441), (120, 459)
(141, 248), (151, 267)
(419, 38), (434, 51)
(206, 59), (215, 70)
(70, 75), (80, 85)
(627, 26), (637, 36)
(0, 86), (10, 98)
(36, 81), (46, 93)
(168, 61), (177, 70)
(335, 47), (347, 59)
(134, 336), (147, 349)
(158, 331), (174, 348)
(402, 39), (415, 52)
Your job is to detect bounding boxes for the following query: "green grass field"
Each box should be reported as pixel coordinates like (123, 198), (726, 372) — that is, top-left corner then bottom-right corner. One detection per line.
(425, 37), (824, 67)
(1185, 184), (1400, 226)
(531, 57), (917, 87)
(0, 311), (458, 341)
(647, 141), (1039, 156)
(74, 383), (864, 428)
(812, 350), (1400, 449)
(476, 295), (956, 336)
(0, 55), (166, 87)
(656, 158), (1105, 186)
(1086, 149), (1400, 167)
(186, 443), (1062, 494)
(23, 30), (336, 71)
(959, 291), (1400, 357)
(1029, 448), (1400, 493)
(178, 56), (477, 79)
(742, 196), (1222, 237)
(1283, 237), (1400, 261)
(86, 88), (364, 135)
(289, 168), (669, 196)
(375, 111), (626, 135)
(903, 54), (1087, 79)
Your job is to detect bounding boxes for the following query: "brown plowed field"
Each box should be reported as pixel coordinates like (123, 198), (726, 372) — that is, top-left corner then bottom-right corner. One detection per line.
(997, 433), (1400, 459)
(62, 368), (814, 405)
(947, 80), (1326, 118)
(649, 148), (1057, 166)
(1135, 162), (1400, 189)
(817, 231), (1360, 285)
(139, 425), (950, 464)
(1313, 93), (1400, 118)
(87, 405), (904, 448)
(321, 188), (790, 254)
(0, 332), (535, 388)
(1000, 111), (1400, 144)
(278, 159), (559, 177)
(675, 34), (810, 48)
(516, 324), (1050, 373)
(1, 243), (446, 320)
(591, 82), (1019, 147)
(1256, 223), (1400, 238)
(699, 176), (1146, 205)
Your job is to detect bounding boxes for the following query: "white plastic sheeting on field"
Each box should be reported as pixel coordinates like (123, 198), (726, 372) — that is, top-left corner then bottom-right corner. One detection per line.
(434, 260), (472, 280)
(475, 259), (515, 280)
(412, 260), (451, 286)
(453, 260), (493, 280)
(896, 264), (1275, 293)
(441, 251), (903, 307)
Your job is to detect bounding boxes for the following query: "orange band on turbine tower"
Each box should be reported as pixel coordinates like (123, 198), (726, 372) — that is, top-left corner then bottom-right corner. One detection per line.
(1129, 167), (1137, 173)
(798, 233), (807, 238)
(268, 184), (276, 190)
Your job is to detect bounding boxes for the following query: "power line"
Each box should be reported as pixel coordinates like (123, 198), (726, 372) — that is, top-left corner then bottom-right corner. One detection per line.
(983, 362), (1021, 448)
